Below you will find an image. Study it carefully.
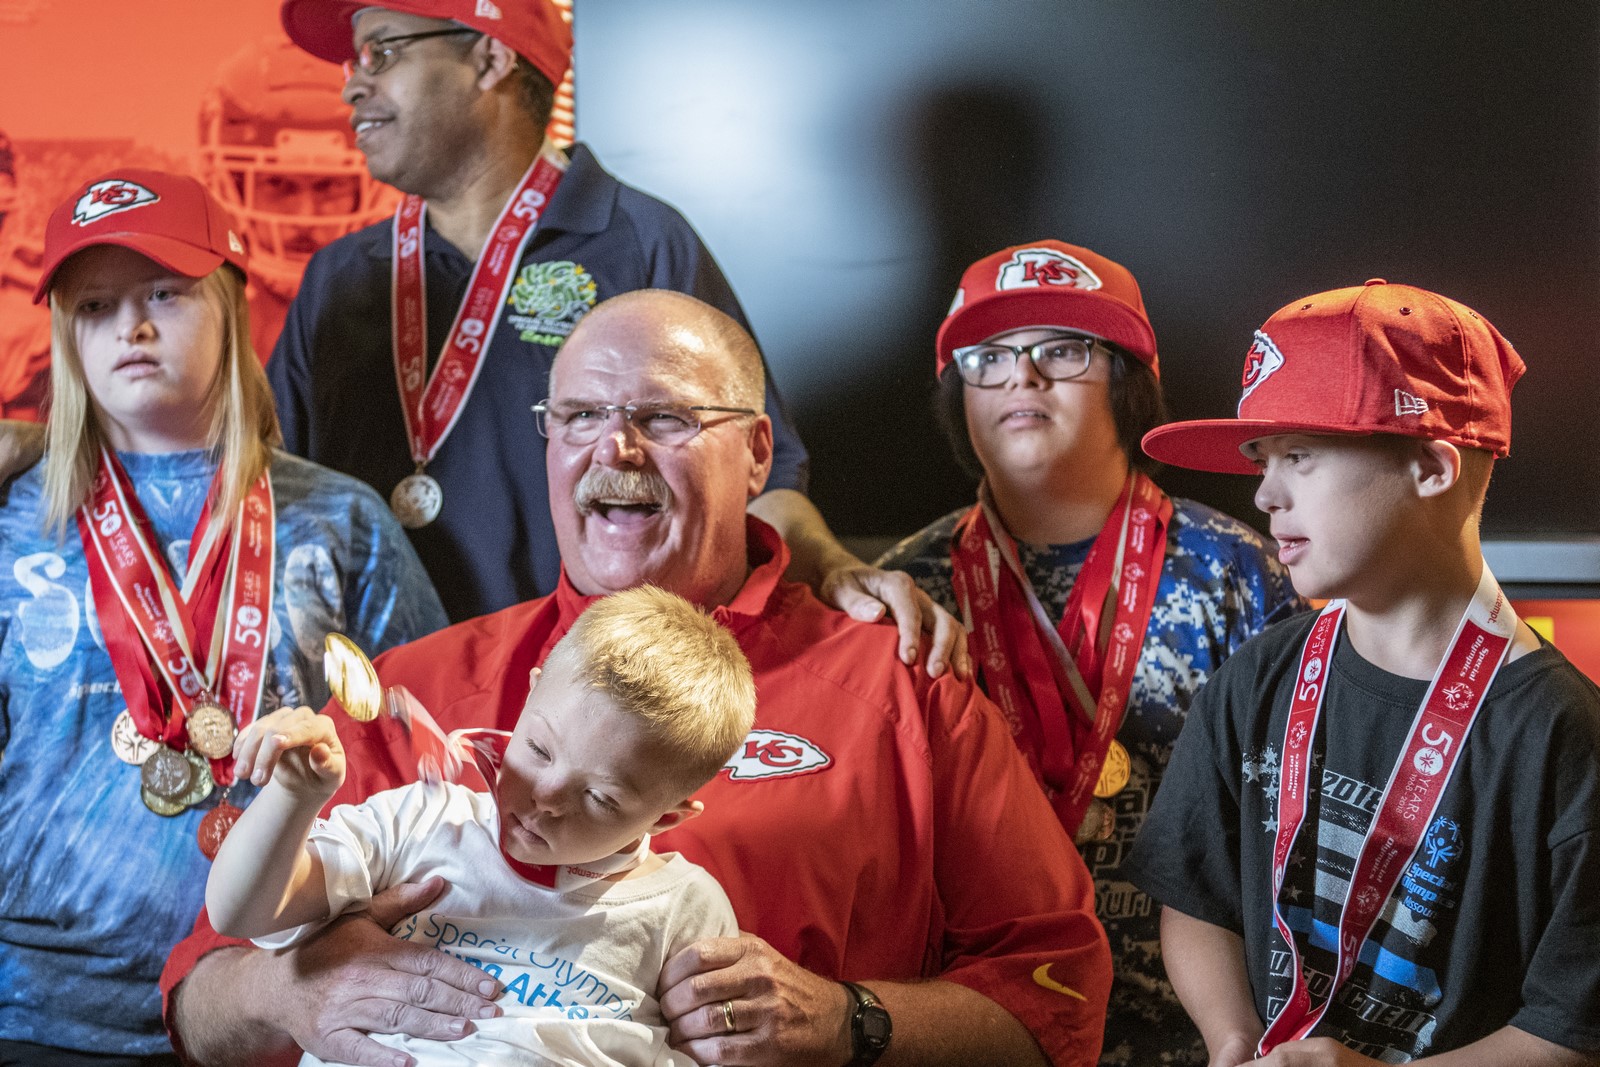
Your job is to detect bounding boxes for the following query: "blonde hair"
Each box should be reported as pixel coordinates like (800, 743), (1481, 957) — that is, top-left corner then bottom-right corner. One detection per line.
(545, 585), (756, 790)
(41, 264), (280, 537)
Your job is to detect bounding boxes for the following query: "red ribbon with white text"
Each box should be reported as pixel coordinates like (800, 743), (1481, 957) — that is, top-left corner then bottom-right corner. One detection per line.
(391, 148), (566, 468)
(78, 448), (275, 785)
(951, 472), (1170, 834)
(1258, 564), (1516, 1054)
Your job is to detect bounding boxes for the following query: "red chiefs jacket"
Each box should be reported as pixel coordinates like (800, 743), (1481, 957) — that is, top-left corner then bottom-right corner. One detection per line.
(163, 520), (1111, 1065)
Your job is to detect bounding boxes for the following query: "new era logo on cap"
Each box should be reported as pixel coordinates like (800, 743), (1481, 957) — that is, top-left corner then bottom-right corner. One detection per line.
(996, 248), (1103, 292)
(475, 0), (502, 17)
(73, 180), (159, 226)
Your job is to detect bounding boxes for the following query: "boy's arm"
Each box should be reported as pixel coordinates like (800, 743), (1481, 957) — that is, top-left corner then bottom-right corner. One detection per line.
(205, 706), (346, 939)
(1160, 907), (1263, 1067)
(1253, 1030), (1600, 1066)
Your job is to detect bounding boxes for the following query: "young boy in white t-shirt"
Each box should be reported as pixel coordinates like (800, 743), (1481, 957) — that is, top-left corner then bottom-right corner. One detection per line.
(206, 585), (756, 1067)
(1127, 280), (1600, 1065)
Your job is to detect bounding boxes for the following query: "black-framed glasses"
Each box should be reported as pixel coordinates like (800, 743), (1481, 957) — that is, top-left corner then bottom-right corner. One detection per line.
(951, 330), (1108, 388)
(532, 400), (759, 445)
(342, 28), (481, 79)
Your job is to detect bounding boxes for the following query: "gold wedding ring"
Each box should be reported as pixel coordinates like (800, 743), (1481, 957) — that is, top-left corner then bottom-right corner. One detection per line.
(721, 999), (737, 1033)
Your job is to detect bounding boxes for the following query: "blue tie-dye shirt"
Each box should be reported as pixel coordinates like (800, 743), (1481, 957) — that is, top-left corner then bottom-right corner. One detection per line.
(877, 497), (1306, 1067)
(0, 448), (447, 1056)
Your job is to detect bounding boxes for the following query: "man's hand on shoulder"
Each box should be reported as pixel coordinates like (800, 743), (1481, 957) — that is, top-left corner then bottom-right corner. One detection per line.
(820, 560), (972, 680)
(658, 933), (853, 1067)
(0, 419), (45, 483)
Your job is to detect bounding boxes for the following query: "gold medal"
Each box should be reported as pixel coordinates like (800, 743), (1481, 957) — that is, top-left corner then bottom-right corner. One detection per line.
(110, 709), (158, 766)
(186, 699), (237, 761)
(325, 632), (382, 721)
(1073, 798), (1116, 846)
(141, 746), (194, 802)
(1093, 739), (1131, 798)
(142, 785), (188, 816)
(175, 748), (215, 809)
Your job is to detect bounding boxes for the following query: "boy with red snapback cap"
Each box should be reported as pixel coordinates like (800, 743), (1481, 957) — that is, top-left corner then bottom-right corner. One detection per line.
(878, 239), (1302, 1065)
(1127, 279), (1600, 1064)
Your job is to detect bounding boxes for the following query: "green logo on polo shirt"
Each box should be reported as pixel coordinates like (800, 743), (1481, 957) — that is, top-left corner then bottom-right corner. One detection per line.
(507, 260), (599, 347)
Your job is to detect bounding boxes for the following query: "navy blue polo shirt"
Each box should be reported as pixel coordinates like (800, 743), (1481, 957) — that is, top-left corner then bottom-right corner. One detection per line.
(268, 143), (809, 622)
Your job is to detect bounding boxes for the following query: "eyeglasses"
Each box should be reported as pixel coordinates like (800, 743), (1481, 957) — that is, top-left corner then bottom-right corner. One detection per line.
(532, 400), (759, 445)
(951, 331), (1108, 388)
(342, 28), (481, 80)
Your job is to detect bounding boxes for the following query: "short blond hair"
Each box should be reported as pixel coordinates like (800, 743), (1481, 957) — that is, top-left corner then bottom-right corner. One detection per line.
(545, 585), (755, 790)
(41, 264), (280, 537)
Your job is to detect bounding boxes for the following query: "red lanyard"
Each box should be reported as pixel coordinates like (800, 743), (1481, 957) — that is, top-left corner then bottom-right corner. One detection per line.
(952, 473), (1170, 833)
(390, 150), (565, 469)
(78, 448), (274, 785)
(1259, 566), (1516, 1054)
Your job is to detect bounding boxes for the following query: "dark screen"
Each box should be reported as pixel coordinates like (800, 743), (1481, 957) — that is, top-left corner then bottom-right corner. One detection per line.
(574, 2), (1600, 543)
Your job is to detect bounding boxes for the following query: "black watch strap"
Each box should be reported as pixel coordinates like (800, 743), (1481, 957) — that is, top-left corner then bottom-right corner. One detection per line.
(842, 980), (892, 1066)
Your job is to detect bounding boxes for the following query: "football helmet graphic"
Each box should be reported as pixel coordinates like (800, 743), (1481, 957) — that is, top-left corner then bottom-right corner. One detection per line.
(198, 36), (395, 298)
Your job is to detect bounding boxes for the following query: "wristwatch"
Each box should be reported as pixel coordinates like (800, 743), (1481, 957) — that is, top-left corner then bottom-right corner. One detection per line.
(842, 980), (892, 1066)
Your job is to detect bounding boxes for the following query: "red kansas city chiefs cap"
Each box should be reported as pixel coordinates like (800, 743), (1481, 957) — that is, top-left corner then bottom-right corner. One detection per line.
(281, 0), (572, 89)
(1141, 279), (1526, 474)
(34, 168), (248, 304)
(935, 239), (1159, 379)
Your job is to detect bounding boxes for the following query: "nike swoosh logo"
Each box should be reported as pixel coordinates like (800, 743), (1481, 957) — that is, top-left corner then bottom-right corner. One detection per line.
(1032, 963), (1087, 1000)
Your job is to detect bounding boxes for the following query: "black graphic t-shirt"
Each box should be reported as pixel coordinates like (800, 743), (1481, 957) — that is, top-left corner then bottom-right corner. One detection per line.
(1127, 613), (1600, 1060)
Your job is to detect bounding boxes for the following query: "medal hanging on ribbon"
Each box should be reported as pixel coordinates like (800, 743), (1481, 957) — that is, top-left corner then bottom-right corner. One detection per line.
(388, 149), (566, 528)
(952, 472), (1170, 845)
(1256, 565), (1517, 1055)
(80, 448), (274, 835)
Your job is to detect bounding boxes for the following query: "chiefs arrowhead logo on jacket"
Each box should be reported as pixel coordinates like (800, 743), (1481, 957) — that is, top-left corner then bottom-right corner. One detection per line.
(723, 729), (832, 781)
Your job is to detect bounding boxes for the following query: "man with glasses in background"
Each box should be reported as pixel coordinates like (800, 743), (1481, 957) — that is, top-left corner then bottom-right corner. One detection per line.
(876, 240), (1303, 1067)
(262, 0), (961, 672)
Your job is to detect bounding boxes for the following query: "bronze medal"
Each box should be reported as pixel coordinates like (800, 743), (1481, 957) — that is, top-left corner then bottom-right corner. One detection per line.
(110, 710), (158, 766)
(1073, 798), (1116, 846)
(186, 700), (237, 761)
(141, 746), (194, 802)
(176, 748), (215, 809)
(324, 633), (382, 721)
(197, 798), (244, 861)
(389, 471), (443, 529)
(1093, 739), (1131, 799)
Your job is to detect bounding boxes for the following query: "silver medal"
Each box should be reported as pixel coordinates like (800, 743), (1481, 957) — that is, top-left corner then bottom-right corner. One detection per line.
(390, 472), (443, 529)
(111, 709), (158, 766)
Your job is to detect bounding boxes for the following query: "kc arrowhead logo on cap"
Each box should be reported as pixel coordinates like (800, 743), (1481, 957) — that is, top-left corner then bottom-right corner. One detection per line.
(1238, 330), (1285, 410)
(72, 180), (159, 226)
(996, 247), (1103, 292)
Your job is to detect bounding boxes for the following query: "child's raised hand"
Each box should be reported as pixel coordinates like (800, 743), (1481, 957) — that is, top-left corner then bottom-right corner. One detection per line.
(231, 706), (346, 797)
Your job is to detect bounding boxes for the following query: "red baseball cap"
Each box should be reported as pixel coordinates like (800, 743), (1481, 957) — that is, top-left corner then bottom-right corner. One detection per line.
(281, 0), (572, 89)
(1142, 279), (1526, 474)
(935, 240), (1159, 379)
(34, 168), (247, 305)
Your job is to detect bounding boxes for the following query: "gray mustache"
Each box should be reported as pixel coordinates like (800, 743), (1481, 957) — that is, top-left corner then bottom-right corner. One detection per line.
(574, 468), (672, 514)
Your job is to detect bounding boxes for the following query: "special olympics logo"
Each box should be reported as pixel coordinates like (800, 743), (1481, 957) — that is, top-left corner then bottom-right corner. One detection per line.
(1441, 683), (1473, 712)
(1413, 747), (1445, 776)
(1303, 658), (1323, 683)
(1289, 723), (1308, 749)
(235, 605), (263, 629)
(1112, 622), (1136, 645)
(1123, 562), (1145, 584)
(1131, 507), (1152, 527)
(1355, 886), (1383, 914)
